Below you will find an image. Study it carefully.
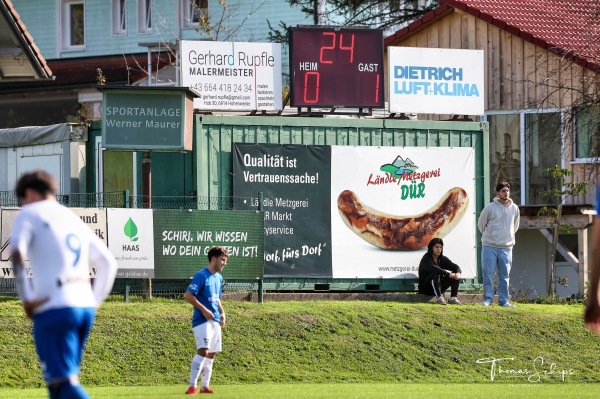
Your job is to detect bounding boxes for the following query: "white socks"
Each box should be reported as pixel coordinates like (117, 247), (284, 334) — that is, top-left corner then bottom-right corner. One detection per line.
(189, 354), (204, 387)
(200, 357), (214, 388)
(189, 354), (215, 388)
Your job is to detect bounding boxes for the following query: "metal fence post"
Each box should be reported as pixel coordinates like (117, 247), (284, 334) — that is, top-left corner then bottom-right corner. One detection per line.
(124, 189), (130, 208)
(258, 191), (264, 303)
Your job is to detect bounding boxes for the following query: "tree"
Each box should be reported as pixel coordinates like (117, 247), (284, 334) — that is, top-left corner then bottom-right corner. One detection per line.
(125, 0), (266, 87)
(537, 166), (590, 298)
(268, 0), (439, 43)
(515, 5), (600, 299)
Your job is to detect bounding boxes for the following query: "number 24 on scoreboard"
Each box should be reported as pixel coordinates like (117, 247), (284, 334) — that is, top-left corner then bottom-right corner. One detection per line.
(289, 27), (384, 108)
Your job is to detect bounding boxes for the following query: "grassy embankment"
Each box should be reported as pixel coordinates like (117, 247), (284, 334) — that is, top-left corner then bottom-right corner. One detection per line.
(1, 296), (599, 389)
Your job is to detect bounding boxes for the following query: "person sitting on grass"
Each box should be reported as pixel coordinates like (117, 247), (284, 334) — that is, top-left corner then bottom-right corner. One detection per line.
(417, 238), (462, 305)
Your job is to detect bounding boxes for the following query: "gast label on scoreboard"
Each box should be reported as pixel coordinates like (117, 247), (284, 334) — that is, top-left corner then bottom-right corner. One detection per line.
(180, 40), (283, 111)
(388, 47), (484, 115)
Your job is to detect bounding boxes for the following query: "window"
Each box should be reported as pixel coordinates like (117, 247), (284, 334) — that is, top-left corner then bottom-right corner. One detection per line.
(61, 0), (85, 50)
(183, 0), (208, 27)
(486, 110), (562, 205)
(575, 105), (600, 160)
(112, 0), (127, 35)
(138, 0), (152, 33)
(524, 111), (562, 205)
(488, 113), (522, 205)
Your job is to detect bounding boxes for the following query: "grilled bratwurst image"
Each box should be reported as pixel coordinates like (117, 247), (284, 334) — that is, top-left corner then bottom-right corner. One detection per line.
(337, 187), (469, 250)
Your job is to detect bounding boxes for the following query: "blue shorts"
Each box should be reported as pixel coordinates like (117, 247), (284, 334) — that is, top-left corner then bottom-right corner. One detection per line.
(33, 307), (95, 383)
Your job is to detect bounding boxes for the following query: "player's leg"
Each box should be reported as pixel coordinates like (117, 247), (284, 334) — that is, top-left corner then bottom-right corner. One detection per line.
(33, 308), (91, 399)
(187, 322), (211, 394)
(200, 321), (222, 393)
(75, 308), (95, 364)
(48, 377), (90, 399)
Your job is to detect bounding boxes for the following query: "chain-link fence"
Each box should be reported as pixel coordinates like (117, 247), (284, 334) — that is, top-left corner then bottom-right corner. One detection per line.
(0, 190), (259, 211)
(0, 191), (262, 301)
(0, 278), (260, 301)
(127, 195), (258, 210)
(0, 190), (126, 208)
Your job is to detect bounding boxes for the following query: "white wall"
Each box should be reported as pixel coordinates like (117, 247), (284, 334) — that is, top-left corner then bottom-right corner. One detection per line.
(511, 229), (591, 299)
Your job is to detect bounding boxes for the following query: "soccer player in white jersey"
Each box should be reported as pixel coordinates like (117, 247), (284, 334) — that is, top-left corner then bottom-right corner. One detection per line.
(10, 170), (117, 399)
(184, 246), (228, 395)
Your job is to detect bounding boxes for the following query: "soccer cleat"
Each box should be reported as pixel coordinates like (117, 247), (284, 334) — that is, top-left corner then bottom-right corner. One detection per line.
(186, 386), (198, 395)
(436, 296), (447, 305)
(200, 387), (215, 394)
(500, 302), (516, 308)
(448, 298), (462, 305)
(481, 301), (491, 306)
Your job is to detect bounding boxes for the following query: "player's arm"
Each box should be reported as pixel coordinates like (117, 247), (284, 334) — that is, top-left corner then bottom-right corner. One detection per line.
(585, 217), (600, 334)
(11, 251), (32, 301)
(11, 217), (48, 318)
(13, 253), (47, 319)
(89, 237), (118, 306)
(184, 290), (214, 320)
(218, 299), (225, 327)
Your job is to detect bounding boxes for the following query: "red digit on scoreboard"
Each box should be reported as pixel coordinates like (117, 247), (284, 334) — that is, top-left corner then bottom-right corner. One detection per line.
(319, 32), (336, 64)
(339, 33), (355, 63)
(303, 71), (320, 104)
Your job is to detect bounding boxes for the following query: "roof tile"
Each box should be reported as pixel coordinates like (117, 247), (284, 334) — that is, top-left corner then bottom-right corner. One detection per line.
(386, 0), (600, 72)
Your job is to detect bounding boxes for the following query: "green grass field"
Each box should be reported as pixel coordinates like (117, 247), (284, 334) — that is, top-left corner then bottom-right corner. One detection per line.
(1, 384), (600, 399)
(1, 296), (600, 398)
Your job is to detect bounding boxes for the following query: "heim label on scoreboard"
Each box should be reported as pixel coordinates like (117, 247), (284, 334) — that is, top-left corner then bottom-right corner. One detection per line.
(180, 40), (283, 111)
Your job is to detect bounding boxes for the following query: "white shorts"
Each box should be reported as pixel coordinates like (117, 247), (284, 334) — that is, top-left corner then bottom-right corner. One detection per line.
(193, 320), (222, 353)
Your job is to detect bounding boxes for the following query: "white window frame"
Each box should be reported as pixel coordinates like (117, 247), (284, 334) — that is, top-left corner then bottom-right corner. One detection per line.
(112, 0), (127, 36)
(572, 105), (600, 164)
(483, 108), (565, 205)
(60, 0), (85, 51)
(138, 0), (153, 34)
(182, 0), (208, 28)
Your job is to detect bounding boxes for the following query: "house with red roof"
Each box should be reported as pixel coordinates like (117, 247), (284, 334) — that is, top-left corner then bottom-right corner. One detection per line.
(386, 0), (600, 298)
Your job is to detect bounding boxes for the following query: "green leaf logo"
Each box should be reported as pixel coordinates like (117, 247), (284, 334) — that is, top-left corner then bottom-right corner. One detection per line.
(124, 217), (139, 241)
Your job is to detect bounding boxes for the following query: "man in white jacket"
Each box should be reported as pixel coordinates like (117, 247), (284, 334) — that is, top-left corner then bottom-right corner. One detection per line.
(10, 170), (117, 399)
(477, 181), (520, 308)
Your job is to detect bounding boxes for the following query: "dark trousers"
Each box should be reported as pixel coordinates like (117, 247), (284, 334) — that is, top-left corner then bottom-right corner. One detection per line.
(418, 273), (460, 297)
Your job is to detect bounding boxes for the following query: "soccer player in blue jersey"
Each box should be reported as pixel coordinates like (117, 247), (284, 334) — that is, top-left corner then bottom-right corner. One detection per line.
(585, 185), (600, 335)
(10, 170), (118, 399)
(185, 245), (228, 395)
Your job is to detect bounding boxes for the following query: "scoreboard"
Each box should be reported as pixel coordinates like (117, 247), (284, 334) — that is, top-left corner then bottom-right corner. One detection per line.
(289, 26), (384, 108)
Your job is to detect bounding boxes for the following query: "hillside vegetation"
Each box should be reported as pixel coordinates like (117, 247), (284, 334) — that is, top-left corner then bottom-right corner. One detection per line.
(1, 297), (600, 388)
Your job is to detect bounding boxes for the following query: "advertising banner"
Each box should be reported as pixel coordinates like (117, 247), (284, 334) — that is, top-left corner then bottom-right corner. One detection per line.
(107, 208), (155, 278)
(331, 146), (476, 278)
(233, 143), (332, 277)
(180, 40), (282, 111)
(387, 47), (484, 115)
(233, 144), (476, 279)
(1, 208), (109, 278)
(153, 210), (264, 279)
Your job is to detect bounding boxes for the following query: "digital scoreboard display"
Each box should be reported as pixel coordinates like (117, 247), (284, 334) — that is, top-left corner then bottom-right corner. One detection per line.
(289, 26), (384, 108)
